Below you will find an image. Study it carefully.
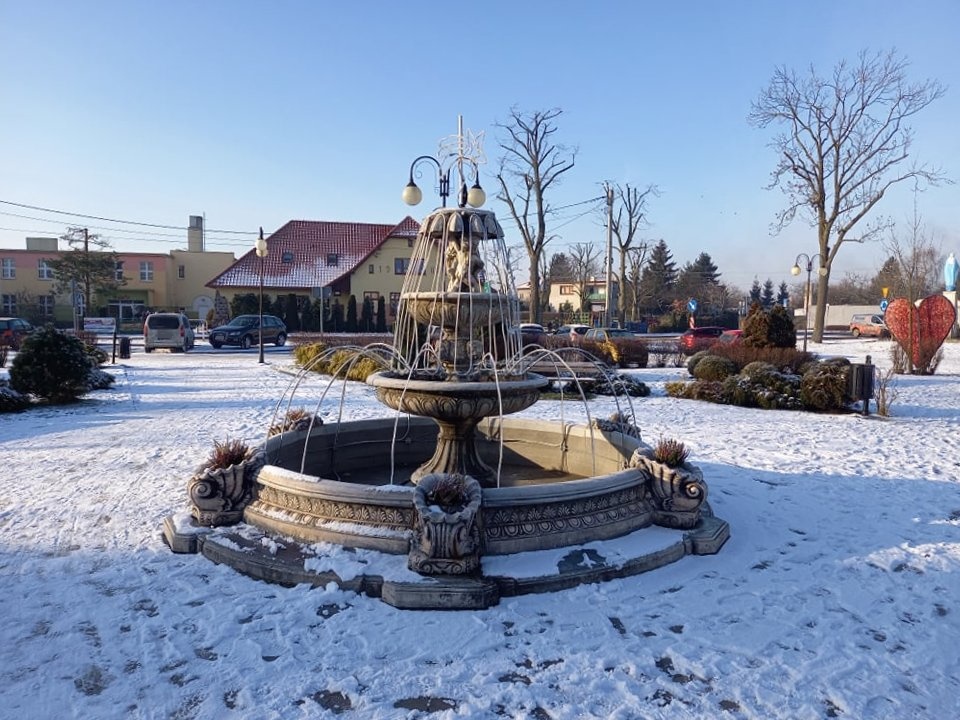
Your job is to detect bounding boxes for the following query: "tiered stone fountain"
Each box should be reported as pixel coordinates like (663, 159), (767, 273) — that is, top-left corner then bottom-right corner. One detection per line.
(164, 122), (729, 609)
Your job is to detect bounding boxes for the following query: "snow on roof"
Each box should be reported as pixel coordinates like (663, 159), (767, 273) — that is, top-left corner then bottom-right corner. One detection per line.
(207, 216), (419, 289)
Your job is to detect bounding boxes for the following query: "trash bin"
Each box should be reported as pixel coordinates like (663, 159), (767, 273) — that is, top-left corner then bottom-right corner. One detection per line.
(119, 336), (131, 359)
(847, 357), (874, 415)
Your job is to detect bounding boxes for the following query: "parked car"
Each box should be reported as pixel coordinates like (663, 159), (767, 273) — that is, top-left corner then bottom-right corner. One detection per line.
(583, 327), (637, 342)
(209, 314), (288, 349)
(143, 313), (195, 353)
(554, 323), (590, 336)
(518, 323), (546, 345)
(718, 329), (743, 344)
(849, 313), (890, 338)
(679, 326), (725, 355)
(0, 317), (34, 349)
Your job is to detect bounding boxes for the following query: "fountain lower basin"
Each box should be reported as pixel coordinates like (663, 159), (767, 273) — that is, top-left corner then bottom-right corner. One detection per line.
(243, 416), (654, 556)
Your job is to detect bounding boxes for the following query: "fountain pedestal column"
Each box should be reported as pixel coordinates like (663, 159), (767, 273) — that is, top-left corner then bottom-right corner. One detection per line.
(412, 417), (493, 485)
(369, 375), (548, 488)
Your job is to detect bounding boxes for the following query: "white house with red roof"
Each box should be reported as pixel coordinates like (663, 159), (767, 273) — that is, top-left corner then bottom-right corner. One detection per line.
(207, 216), (421, 325)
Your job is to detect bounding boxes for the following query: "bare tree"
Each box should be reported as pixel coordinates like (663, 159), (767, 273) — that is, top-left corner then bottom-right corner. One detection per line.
(884, 195), (942, 304)
(749, 49), (948, 341)
(624, 245), (650, 322)
(496, 108), (576, 323)
(608, 182), (658, 325)
(567, 242), (602, 312)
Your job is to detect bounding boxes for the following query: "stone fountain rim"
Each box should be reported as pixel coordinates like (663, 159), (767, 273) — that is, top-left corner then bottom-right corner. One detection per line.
(367, 371), (549, 393)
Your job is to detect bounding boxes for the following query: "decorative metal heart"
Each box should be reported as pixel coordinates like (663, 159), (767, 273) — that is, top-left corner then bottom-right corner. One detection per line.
(883, 295), (956, 370)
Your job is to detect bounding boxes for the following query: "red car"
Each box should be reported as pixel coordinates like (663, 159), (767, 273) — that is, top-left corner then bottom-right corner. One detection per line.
(679, 326), (725, 355)
(0, 317), (34, 349)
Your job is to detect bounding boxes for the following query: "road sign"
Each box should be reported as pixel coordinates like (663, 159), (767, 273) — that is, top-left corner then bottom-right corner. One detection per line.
(881, 286), (889, 298)
(880, 299), (889, 312)
(687, 298), (698, 314)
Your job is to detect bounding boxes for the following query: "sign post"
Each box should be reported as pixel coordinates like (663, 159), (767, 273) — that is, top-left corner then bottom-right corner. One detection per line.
(687, 298), (698, 329)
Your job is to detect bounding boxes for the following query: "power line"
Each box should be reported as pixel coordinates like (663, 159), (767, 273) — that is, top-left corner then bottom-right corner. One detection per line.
(0, 199), (258, 235)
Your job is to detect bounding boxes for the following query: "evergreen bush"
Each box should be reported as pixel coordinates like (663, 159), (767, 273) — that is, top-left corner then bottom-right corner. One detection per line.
(9, 325), (94, 403)
(799, 362), (848, 411)
(692, 354), (738, 381)
(0, 383), (30, 413)
(686, 350), (711, 376)
(742, 303), (797, 348)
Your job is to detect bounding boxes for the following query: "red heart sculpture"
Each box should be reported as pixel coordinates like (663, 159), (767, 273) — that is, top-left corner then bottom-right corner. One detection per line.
(884, 295), (956, 371)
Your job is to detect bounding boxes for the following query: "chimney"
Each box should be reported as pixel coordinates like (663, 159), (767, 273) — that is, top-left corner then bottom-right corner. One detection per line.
(187, 215), (204, 252)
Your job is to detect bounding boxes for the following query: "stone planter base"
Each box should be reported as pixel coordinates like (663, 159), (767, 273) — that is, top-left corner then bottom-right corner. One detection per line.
(409, 474), (483, 575)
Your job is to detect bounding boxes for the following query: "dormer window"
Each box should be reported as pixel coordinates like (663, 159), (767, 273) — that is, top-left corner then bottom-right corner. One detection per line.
(281, 251), (294, 263)
(326, 253), (339, 267)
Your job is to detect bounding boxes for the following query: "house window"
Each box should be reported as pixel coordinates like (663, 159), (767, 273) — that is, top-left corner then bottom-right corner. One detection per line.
(1, 258), (14, 279)
(363, 291), (380, 302)
(368, 264), (374, 274)
(178, 265), (185, 279)
(389, 292), (400, 316)
(282, 251), (294, 263)
(326, 253), (339, 267)
(38, 259), (54, 280)
(559, 285), (574, 295)
(394, 258), (410, 275)
(1, 294), (15, 314)
(115, 261), (124, 281)
(407, 238), (414, 248)
(139, 261), (154, 281)
(38, 295), (54, 317)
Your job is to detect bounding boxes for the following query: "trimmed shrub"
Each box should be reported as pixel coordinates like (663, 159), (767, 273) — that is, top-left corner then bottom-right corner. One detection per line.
(592, 373), (650, 397)
(9, 325), (94, 403)
(800, 362), (848, 411)
(686, 350), (711, 376)
(692, 354), (738, 382)
(708, 343), (813, 374)
(608, 339), (648, 368)
(293, 341), (328, 369)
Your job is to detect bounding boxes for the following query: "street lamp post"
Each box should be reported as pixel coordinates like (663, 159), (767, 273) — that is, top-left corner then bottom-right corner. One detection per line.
(791, 252), (823, 352)
(402, 116), (486, 210)
(255, 227), (268, 364)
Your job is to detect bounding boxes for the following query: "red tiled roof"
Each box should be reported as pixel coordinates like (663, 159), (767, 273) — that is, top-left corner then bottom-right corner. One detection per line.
(207, 217), (419, 289)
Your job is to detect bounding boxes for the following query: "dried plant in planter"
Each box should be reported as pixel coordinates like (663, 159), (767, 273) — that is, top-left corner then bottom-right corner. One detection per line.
(267, 407), (320, 437)
(202, 438), (255, 471)
(424, 474), (469, 512)
(653, 437), (689, 468)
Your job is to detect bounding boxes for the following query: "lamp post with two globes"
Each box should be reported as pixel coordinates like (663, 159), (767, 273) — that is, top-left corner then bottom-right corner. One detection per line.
(791, 252), (825, 352)
(402, 115), (486, 210)
(255, 228), (268, 364)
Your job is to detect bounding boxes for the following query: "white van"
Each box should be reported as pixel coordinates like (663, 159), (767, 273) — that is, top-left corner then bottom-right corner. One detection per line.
(143, 313), (195, 352)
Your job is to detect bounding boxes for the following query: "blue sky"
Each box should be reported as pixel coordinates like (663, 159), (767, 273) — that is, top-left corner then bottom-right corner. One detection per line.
(1, 0), (957, 293)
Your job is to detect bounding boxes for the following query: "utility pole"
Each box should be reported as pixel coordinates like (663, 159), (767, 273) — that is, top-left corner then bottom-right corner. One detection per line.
(604, 183), (614, 327)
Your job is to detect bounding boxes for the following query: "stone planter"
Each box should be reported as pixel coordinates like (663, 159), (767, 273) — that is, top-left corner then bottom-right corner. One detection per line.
(630, 452), (707, 529)
(188, 452), (265, 527)
(409, 474), (483, 575)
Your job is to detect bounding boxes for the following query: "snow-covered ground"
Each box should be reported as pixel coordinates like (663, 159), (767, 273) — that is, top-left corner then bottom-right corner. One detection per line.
(2, 337), (958, 719)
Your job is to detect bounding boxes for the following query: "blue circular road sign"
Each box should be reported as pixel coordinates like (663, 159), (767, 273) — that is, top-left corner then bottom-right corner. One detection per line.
(880, 299), (889, 312)
(687, 298), (698, 314)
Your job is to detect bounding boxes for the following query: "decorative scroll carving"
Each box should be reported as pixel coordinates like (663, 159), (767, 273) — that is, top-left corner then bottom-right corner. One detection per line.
(188, 453), (265, 526)
(629, 451), (707, 530)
